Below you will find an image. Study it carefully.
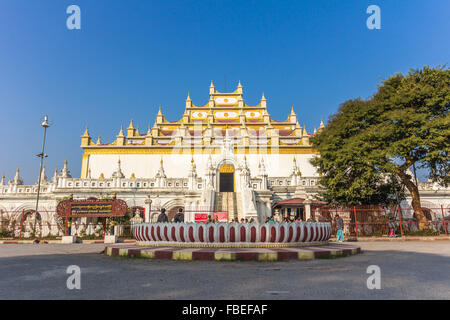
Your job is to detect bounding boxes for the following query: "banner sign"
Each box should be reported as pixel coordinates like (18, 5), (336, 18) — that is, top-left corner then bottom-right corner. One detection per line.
(57, 199), (127, 218)
(213, 212), (228, 222)
(194, 213), (209, 223)
(194, 212), (228, 223)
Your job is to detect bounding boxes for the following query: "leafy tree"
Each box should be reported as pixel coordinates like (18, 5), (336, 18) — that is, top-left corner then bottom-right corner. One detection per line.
(311, 66), (450, 230)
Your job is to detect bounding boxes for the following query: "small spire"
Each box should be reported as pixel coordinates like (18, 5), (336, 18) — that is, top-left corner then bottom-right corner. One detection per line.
(319, 118), (325, 129)
(210, 80), (214, 87)
(82, 125), (90, 137)
(96, 136), (102, 145)
(117, 125), (124, 136)
(52, 168), (58, 182)
(291, 106), (295, 114)
(60, 160), (72, 178)
(186, 92), (191, 101)
(303, 125), (307, 135)
(128, 119), (134, 129)
(238, 80), (242, 88)
(157, 105), (162, 116)
(261, 92), (266, 101)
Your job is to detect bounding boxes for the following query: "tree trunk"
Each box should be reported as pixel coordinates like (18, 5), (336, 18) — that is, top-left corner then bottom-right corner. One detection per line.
(396, 169), (429, 230)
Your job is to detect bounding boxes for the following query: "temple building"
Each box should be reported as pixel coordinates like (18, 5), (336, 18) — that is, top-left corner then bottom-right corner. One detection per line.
(0, 81), (448, 236)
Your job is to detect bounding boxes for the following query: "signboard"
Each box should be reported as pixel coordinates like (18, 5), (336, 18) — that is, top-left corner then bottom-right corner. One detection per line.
(194, 212), (228, 223)
(57, 199), (127, 218)
(194, 213), (208, 223)
(213, 212), (228, 222)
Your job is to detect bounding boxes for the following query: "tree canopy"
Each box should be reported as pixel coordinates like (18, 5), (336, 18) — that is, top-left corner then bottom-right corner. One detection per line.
(311, 66), (450, 229)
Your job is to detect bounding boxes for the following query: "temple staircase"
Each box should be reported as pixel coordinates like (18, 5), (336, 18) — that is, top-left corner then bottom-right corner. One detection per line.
(215, 192), (240, 221)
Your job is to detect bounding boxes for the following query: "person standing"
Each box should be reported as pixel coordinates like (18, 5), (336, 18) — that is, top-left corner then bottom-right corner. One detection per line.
(335, 214), (344, 242)
(388, 214), (396, 238)
(173, 208), (184, 223)
(157, 208), (169, 223)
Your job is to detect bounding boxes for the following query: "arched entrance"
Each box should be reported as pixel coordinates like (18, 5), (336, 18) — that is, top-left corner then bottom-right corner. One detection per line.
(219, 164), (234, 192)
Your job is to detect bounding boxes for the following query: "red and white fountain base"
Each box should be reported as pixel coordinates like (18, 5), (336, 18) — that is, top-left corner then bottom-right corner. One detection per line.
(133, 222), (332, 247)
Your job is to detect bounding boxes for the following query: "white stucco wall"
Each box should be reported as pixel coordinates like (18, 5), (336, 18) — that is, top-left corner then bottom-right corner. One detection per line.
(87, 153), (318, 179)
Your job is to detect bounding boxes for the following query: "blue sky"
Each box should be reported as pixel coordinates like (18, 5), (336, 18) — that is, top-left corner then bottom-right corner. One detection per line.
(0, 0), (449, 183)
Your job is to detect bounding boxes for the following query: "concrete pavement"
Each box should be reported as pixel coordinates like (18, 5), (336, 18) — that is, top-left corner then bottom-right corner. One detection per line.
(0, 242), (449, 299)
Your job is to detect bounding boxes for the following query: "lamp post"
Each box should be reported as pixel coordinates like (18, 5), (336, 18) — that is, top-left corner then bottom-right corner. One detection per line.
(34, 115), (50, 235)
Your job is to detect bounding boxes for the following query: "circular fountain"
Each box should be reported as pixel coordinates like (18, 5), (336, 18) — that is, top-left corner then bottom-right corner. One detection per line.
(132, 221), (332, 247)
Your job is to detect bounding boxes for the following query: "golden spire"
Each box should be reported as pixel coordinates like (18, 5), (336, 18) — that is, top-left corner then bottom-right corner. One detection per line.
(96, 136), (102, 145)
(157, 105), (162, 116)
(128, 119), (134, 129)
(261, 92), (266, 101)
(117, 125), (124, 137)
(82, 125), (90, 137)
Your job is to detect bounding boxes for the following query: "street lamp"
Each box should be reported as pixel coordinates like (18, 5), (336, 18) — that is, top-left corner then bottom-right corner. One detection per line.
(34, 115), (51, 235)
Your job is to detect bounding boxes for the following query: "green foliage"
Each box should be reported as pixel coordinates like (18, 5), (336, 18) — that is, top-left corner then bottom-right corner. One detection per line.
(311, 65), (450, 205)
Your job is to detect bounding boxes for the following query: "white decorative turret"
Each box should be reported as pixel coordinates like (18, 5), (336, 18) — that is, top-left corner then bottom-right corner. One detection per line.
(205, 155), (215, 189)
(258, 158), (268, 190)
(188, 156), (198, 190)
(112, 159), (125, 179)
(10, 168), (23, 185)
(155, 157), (167, 187)
(318, 118), (325, 133)
(0, 174), (5, 186)
(240, 156), (251, 188)
(291, 157), (300, 186)
(59, 160), (72, 178)
(36, 165), (48, 185)
(52, 168), (58, 183)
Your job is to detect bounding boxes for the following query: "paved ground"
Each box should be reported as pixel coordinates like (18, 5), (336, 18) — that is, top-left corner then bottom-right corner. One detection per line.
(0, 242), (449, 299)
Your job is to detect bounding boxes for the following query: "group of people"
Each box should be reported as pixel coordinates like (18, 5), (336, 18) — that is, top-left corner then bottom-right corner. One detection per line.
(156, 208), (185, 223)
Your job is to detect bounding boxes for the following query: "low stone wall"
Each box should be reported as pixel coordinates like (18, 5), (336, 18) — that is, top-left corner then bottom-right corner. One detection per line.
(133, 222), (331, 247)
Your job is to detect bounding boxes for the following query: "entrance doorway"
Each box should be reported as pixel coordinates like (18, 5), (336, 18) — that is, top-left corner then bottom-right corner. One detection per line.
(219, 164), (234, 192)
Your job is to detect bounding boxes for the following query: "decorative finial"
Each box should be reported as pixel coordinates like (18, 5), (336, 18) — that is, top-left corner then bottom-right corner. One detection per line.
(82, 125), (90, 137)
(118, 125), (124, 136)
(128, 119), (134, 129)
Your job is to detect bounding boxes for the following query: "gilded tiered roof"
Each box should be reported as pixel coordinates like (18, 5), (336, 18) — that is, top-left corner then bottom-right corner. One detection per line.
(80, 81), (324, 150)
